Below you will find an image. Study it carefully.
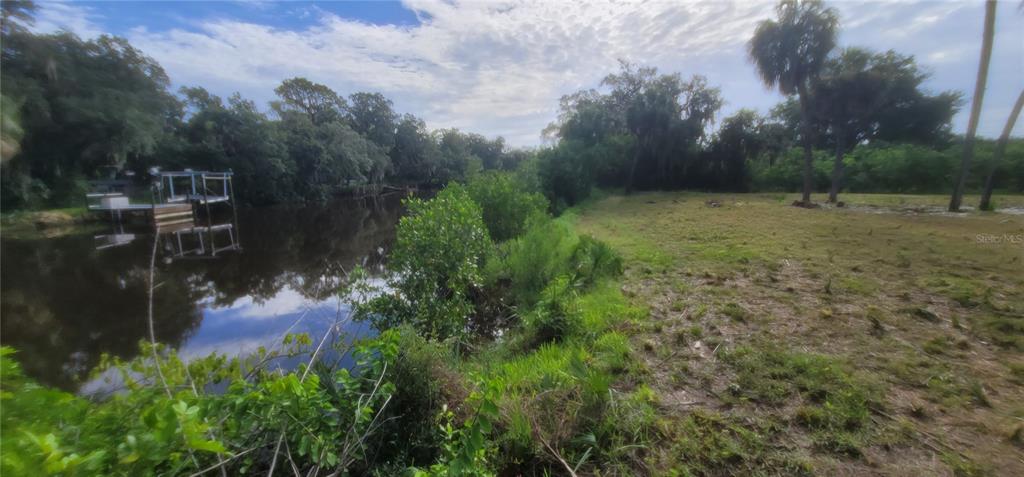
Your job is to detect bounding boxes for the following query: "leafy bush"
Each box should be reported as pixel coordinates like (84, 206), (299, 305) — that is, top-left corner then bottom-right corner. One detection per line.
(750, 141), (1024, 195)
(844, 143), (955, 193)
(571, 235), (623, 286)
(362, 185), (492, 341)
(749, 147), (831, 192)
(466, 171), (548, 242)
(523, 276), (582, 346)
(366, 327), (465, 470)
(0, 333), (400, 476)
(536, 140), (598, 212)
(488, 219), (624, 311)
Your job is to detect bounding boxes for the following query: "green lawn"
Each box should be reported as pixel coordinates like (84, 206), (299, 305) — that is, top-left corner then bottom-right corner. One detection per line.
(573, 192), (1024, 475)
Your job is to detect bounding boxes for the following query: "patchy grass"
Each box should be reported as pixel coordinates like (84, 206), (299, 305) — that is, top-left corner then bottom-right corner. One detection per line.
(0, 206), (101, 239)
(573, 192), (1024, 475)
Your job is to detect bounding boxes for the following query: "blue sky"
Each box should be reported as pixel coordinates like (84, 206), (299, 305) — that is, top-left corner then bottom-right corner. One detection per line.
(32, 0), (1024, 146)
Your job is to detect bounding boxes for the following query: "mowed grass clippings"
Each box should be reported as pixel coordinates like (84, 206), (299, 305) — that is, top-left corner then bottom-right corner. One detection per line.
(573, 192), (1024, 475)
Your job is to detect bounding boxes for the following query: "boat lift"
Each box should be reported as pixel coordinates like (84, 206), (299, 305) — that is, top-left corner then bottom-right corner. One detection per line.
(88, 170), (242, 258)
(86, 170), (237, 229)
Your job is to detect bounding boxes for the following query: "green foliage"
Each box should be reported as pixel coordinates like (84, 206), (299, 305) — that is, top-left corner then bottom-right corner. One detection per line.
(277, 112), (390, 200)
(391, 114), (442, 184)
(175, 89), (297, 205)
(465, 171), (548, 242)
(479, 280), (646, 474)
(523, 276), (582, 346)
(1, 29), (178, 208)
(571, 235), (624, 287)
(370, 327), (463, 468)
(362, 185), (492, 341)
(0, 8), (526, 211)
(488, 218), (622, 310)
(412, 380), (501, 477)
(749, 140), (1024, 194)
(536, 139), (599, 210)
(0, 331), (402, 475)
(489, 219), (580, 307)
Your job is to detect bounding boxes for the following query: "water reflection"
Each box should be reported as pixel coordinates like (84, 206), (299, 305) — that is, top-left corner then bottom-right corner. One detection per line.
(1, 193), (407, 391)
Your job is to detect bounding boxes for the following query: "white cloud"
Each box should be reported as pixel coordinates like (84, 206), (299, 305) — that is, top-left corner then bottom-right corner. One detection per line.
(31, 0), (105, 39)
(32, 0), (1024, 144)
(211, 286), (313, 320)
(123, 0), (772, 146)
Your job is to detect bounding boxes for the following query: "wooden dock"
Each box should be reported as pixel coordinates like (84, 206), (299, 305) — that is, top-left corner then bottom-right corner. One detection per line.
(152, 203), (194, 229)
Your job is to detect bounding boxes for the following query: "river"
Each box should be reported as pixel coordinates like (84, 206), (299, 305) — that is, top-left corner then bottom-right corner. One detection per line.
(1, 193), (410, 392)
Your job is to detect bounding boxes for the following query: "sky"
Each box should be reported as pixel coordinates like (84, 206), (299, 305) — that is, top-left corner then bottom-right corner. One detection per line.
(29, 0), (1024, 147)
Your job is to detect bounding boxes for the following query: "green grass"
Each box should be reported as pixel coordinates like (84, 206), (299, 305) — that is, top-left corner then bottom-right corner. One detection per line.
(468, 276), (650, 473)
(0, 206), (99, 239)
(722, 346), (877, 456)
(571, 191), (1024, 475)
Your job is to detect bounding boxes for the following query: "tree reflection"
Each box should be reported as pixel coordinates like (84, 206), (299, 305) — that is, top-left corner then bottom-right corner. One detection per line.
(0, 193), (408, 390)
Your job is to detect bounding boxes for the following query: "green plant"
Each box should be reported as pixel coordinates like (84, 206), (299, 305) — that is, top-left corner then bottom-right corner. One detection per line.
(0, 331), (401, 476)
(368, 327), (464, 468)
(524, 276), (583, 346)
(466, 171), (549, 242)
(571, 235), (624, 286)
(490, 219), (579, 308)
(362, 185), (492, 340)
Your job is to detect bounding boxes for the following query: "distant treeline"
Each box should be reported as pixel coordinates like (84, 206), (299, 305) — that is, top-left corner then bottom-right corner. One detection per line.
(751, 140), (1024, 195)
(0, 2), (525, 208)
(537, 59), (1021, 210)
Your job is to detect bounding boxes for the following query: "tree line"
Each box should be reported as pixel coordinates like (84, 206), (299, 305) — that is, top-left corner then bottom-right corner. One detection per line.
(538, 0), (1020, 211)
(2, 0), (1022, 212)
(0, 1), (525, 208)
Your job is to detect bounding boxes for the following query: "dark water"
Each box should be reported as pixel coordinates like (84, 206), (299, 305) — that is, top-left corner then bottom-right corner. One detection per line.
(1, 193), (409, 392)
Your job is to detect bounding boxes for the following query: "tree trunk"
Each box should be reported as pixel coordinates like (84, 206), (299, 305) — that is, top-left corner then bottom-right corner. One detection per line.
(979, 89), (1024, 211)
(828, 132), (845, 203)
(950, 0), (996, 212)
(797, 82), (815, 205)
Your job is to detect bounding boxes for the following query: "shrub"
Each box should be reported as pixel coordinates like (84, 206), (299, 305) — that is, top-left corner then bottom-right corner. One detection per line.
(571, 234), (623, 286)
(523, 276), (582, 346)
(466, 171), (548, 242)
(489, 219), (579, 308)
(366, 327), (464, 470)
(362, 185), (492, 341)
(0, 333), (401, 476)
(487, 220), (624, 311)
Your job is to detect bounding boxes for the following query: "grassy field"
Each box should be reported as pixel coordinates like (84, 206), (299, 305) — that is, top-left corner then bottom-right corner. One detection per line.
(573, 192), (1024, 475)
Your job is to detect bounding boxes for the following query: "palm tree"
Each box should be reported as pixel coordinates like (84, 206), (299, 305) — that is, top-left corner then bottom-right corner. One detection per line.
(748, 0), (838, 206)
(979, 89), (1024, 211)
(949, 0), (997, 212)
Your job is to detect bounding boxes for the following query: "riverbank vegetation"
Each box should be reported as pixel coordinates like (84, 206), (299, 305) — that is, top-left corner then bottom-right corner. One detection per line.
(0, 170), (642, 475)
